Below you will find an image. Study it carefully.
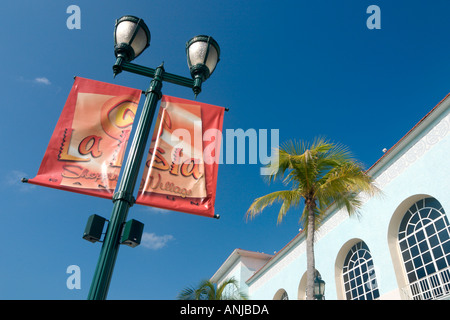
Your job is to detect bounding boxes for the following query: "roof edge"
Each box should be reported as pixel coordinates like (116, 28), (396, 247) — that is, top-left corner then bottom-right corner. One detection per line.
(367, 92), (450, 177)
(210, 248), (273, 283)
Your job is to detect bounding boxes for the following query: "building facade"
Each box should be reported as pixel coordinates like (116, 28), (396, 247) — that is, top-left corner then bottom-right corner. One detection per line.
(211, 93), (450, 300)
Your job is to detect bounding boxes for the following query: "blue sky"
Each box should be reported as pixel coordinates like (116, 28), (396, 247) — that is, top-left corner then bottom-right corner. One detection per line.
(1, 0), (450, 300)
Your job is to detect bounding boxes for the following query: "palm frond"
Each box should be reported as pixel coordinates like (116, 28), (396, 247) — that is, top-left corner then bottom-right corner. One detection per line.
(216, 278), (248, 300)
(314, 161), (382, 220)
(178, 278), (247, 300)
(246, 189), (302, 224)
(249, 137), (381, 227)
(177, 285), (196, 300)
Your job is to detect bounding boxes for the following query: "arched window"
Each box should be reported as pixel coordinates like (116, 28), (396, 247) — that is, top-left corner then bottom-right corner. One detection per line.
(398, 197), (450, 299)
(273, 289), (289, 300)
(342, 241), (380, 300)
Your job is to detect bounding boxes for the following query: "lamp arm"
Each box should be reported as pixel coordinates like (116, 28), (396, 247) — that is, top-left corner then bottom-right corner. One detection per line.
(115, 61), (195, 90)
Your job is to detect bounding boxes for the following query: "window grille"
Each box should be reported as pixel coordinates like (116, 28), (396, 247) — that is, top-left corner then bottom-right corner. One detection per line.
(342, 241), (380, 300)
(398, 197), (450, 300)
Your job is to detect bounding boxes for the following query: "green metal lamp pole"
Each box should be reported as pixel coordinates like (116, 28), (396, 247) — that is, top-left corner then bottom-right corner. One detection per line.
(87, 64), (163, 300)
(87, 16), (220, 300)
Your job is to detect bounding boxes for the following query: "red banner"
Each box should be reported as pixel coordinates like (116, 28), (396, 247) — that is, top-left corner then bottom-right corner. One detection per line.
(27, 77), (142, 199)
(136, 95), (225, 218)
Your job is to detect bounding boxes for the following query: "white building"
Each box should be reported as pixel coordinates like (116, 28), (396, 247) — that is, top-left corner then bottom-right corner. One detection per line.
(211, 93), (450, 300)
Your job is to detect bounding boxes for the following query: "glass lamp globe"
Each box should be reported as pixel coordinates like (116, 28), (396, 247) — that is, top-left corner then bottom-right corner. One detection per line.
(114, 15), (151, 62)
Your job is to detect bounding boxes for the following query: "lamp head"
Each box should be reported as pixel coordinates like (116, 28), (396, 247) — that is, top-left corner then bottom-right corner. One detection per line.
(186, 35), (220, 96)
(113, 15), (150, 76)
(314, 274), (326, 300)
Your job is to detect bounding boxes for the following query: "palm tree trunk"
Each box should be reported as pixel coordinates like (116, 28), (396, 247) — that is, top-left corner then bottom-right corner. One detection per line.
(306, 205), (315, 300)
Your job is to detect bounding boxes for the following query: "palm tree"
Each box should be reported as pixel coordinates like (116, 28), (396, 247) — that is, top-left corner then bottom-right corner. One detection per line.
(177, 277), (248, 300)
(246, 138), (380, 300)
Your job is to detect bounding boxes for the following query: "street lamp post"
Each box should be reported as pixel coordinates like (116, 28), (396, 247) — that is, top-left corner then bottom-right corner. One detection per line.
(87, 15), (220, 300)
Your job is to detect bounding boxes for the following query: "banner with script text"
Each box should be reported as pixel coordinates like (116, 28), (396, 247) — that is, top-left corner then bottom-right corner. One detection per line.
(136, 95), (225, 218)
(27, 77), (142, 199)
